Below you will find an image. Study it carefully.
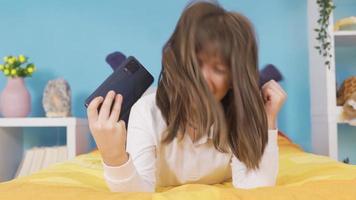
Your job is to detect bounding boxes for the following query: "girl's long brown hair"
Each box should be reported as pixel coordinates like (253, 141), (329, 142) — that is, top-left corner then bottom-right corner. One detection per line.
(156, 2), (268, 170)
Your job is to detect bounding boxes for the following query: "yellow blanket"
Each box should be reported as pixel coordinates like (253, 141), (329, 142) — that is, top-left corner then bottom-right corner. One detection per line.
(1, 136), (356, 200)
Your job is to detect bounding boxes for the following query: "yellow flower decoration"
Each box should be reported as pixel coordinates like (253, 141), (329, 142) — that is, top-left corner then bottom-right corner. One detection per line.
(8, 57), (16, 65)
(1, 54), (36, 77)
(3, 69), (10, 75)
(11, 69), (17, 75)
(18, 55), (26, 63)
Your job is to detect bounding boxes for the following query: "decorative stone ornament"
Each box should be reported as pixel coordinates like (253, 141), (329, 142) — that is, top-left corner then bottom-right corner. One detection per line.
(42, 78), (72, 117)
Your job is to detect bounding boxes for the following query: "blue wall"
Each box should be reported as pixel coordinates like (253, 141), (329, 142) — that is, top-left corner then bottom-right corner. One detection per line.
(0, 0), (311, 151)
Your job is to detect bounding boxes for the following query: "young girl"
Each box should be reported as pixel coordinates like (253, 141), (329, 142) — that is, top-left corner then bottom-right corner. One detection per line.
(87, 1), (287, 192)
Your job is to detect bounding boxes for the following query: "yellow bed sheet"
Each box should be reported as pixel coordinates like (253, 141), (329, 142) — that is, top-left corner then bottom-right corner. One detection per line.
(1, 136), (356, 200)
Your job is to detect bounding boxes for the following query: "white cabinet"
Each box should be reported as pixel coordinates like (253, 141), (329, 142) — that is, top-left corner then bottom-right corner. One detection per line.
(308, 0), (356, 160)
(0, 117), (93, 182)
(334, 31), (356, 46)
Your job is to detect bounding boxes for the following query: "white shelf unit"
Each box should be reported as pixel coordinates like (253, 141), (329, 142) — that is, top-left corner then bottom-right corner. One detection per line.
(0, 117), (93, 182)
(308, 0), (356, 160)
(334, 31), (356, 46)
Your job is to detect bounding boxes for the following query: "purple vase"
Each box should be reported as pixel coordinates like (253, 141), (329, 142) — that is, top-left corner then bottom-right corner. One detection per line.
(0, 77), (31, 117)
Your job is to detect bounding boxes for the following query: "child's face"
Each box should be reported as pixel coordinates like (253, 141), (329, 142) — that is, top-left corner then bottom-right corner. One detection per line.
(197, 52), (231, 101)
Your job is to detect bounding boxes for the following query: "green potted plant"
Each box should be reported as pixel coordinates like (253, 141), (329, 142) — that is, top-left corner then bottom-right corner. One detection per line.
(0, 55), (36, 117)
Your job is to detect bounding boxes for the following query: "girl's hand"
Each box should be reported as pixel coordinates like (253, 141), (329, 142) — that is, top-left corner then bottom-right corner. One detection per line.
(261, 80), (287, 129)
(87, 90), (128, 166)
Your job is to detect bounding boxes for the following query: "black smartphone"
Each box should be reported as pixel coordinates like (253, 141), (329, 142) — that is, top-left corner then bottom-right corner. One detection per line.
(84, 56), (154, 124)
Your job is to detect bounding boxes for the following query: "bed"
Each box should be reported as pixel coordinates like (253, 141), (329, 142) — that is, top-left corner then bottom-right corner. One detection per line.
(1, 133), (356, 200)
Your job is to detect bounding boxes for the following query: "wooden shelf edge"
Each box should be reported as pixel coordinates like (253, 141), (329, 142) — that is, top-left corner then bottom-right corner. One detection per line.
(334, 30), (356, 36)
(0, 117), (88, 127)
(334, 31), (356, 46)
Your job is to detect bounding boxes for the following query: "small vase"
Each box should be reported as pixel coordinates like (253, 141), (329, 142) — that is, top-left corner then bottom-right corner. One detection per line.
(0, 77), (31, 117)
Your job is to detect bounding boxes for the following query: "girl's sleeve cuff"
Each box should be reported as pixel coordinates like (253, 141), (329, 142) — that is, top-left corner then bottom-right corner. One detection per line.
(102, 154), (136, 181)
(266, 129), (278, 151)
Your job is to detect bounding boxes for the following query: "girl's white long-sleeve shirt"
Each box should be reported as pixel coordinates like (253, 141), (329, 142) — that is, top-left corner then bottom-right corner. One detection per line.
(103, 91), (279, 192)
